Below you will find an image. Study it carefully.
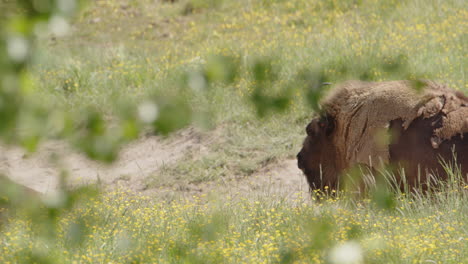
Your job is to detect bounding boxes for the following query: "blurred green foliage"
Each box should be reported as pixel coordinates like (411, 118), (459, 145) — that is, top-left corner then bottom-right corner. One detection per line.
(250, 58), (292, 117)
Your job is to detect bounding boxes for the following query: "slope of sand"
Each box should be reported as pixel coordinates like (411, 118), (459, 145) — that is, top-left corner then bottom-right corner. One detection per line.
(0, 129), (308, 198)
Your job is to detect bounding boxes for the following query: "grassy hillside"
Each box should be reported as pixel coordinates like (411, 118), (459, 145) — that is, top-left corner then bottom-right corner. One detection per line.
(1, 0), (467, 263)
(30, 0), (467, 187)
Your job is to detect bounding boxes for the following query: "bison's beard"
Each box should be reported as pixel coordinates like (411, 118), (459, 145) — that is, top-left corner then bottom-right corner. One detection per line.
(301, 162), (341, 191)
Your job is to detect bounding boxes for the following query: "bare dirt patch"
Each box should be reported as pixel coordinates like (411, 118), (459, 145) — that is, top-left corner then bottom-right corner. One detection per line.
(1, 128), (307, 199)
(0, 128), (206, 193)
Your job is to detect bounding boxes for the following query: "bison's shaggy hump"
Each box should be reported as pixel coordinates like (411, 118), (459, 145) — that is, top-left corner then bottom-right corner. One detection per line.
(321, 80), (468, 170)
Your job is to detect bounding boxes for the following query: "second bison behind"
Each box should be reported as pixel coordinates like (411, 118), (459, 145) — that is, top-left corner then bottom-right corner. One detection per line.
(297, 80), (468, 191)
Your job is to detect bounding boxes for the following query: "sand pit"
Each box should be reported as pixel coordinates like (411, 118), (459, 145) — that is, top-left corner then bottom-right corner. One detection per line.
(0, 129), (307, 199)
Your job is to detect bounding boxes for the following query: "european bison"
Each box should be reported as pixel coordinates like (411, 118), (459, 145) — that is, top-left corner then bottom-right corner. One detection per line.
(297, 80), (468, 191)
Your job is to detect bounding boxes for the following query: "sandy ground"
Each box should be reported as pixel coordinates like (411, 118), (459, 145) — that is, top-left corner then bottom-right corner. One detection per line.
(0, 128), (308, 199)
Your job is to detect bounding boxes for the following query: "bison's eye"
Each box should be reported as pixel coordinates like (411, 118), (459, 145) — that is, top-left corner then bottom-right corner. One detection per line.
(306, 115), (335, 137)
(306, 120), (320, 136)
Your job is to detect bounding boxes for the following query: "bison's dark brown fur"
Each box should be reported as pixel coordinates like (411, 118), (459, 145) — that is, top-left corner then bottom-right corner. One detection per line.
(388, 114), (468, 189)
(297, 80), (468, 192)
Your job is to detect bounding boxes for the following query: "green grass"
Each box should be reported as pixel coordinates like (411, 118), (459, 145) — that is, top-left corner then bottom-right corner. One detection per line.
(1, 180), (467, 263)
(1, 0), (467, 263)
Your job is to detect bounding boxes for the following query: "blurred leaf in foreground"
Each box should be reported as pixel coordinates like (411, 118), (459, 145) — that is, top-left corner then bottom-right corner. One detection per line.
(204, 54), (239, 84)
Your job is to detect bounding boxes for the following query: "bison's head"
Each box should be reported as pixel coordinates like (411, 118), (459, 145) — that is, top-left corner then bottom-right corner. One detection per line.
(297, 114), (340, 190)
